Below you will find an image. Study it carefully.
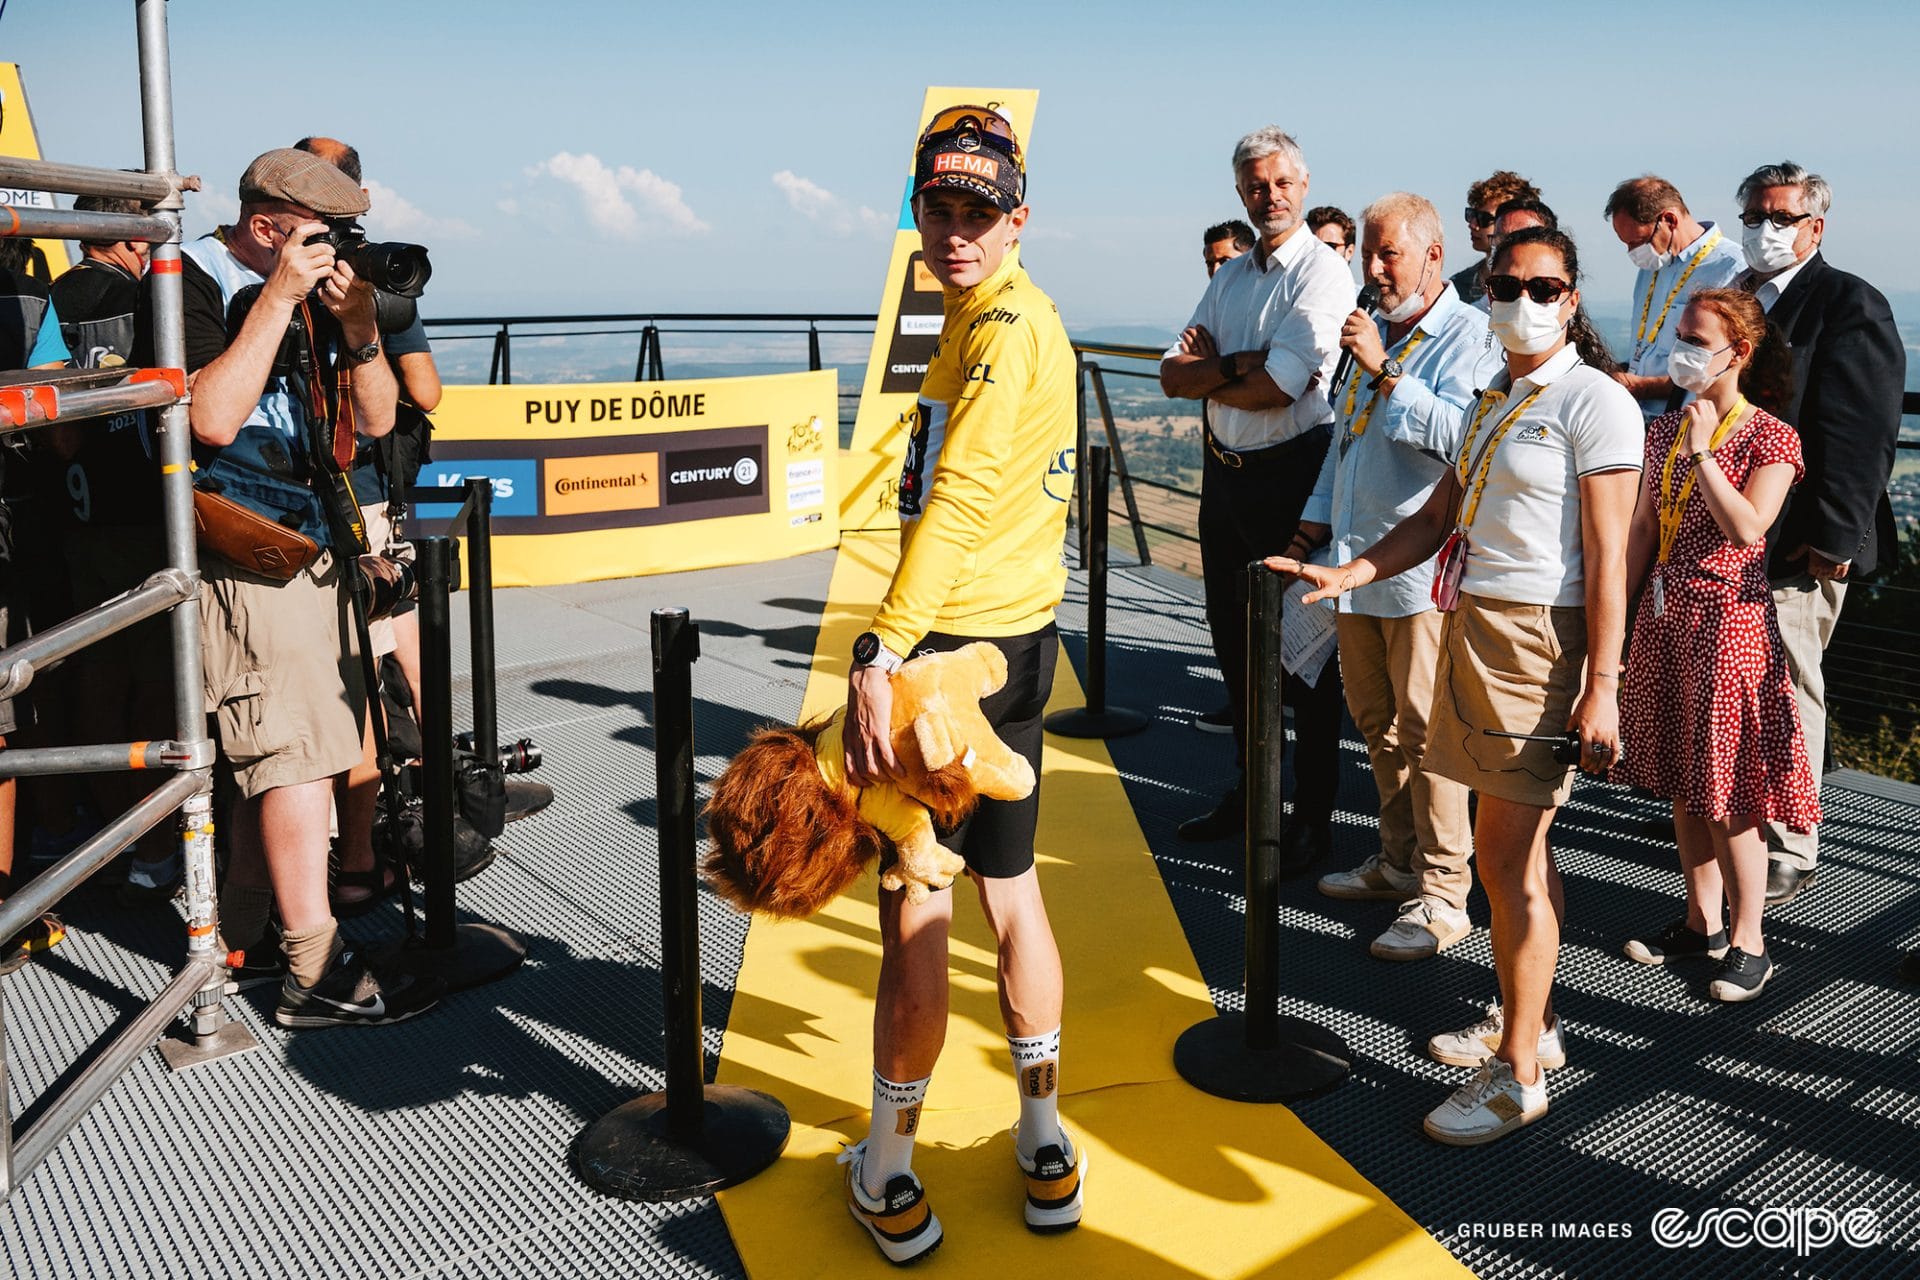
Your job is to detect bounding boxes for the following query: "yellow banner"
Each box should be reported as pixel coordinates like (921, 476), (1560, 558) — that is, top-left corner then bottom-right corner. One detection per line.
(0, 63), (74, 281)
(409, 370), (839, 587)
(841, 86), (1038, 531)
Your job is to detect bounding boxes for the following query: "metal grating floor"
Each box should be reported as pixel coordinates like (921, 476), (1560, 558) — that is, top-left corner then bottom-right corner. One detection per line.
(4, 548), (1917, 1278)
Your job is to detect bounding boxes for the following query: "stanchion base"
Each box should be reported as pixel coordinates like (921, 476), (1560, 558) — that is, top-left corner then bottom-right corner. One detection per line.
(1174, 1012), (1351, 1103)
(159, 1019), (260, 1072)
(1044, 705), (1149, 739)
(396, 922), (526, 993)
(572, 1085), (791, 1202)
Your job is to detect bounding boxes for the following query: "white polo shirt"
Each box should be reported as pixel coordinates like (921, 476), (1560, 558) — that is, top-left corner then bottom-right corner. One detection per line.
(1166, 225), (1355, 451)
(1458, 345), (1644, 607)
(1624, 221), (1745, 418)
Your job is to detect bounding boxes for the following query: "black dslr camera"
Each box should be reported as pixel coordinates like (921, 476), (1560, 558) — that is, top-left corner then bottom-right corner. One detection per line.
(308, 216), (432, 299)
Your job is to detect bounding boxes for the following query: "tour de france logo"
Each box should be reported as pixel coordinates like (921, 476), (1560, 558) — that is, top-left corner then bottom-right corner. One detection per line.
(733, 457), (760, 486)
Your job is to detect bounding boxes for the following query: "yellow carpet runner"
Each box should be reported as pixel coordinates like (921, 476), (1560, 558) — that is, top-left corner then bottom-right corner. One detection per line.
(715, 532), (1471, 1278)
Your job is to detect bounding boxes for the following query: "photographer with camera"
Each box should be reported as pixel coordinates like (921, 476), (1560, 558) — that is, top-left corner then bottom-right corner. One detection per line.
(140, 147), (441, 1027)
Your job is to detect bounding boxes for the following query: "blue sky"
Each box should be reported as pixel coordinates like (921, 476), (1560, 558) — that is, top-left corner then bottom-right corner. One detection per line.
(9, 0), (1919, 333)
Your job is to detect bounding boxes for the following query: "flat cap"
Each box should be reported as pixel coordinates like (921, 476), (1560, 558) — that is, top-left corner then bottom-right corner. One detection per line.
(236, 147), (368, 216)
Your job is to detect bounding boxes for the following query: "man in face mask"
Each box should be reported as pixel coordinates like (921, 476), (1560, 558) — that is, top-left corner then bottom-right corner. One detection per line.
(1606, 176), (1744, 421)
(1288, 193), (1500, 961)
(1730, 161), (1905, 907)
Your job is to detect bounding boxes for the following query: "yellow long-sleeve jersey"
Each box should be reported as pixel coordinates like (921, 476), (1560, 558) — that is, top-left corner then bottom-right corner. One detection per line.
(871, 247), (1077, 656)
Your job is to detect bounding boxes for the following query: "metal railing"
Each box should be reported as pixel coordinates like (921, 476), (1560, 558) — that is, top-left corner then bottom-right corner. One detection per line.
(0, 0), (252, 1199)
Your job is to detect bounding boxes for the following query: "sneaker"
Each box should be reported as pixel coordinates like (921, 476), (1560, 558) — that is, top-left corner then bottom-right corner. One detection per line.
(1371, 898), (1471, 961)
(1423, 1059), (1548, 1146)
(1427, 1002), (1567, 1071)
(1708, 947), (1773, 1002)
(1624, 918), (1729, 966)
(1177, 786), (1244, 843)
(1320, 853), (1418, 901)
(273, 948), (445, 1029)
(1193, 705), (1234, 735)
(224, 932), (287, 993)
(837, 1140), (943, 1265)
(0, 913), (65, 976)
(504, 776), (555, 822)
(1012, 1123), (1085, 1234)
(118, 853), (183, 907)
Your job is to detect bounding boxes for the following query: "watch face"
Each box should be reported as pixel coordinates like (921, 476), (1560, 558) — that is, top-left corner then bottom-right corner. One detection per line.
(852, 632), (879, 663)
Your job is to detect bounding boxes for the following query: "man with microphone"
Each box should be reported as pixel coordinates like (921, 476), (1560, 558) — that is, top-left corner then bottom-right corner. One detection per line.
(1290, 193), (1498, 959)
(1160, 127), (1355, 862)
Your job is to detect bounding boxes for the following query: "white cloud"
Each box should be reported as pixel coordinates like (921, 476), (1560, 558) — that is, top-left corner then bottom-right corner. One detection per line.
(771, 170), (884, 235)
(363, 178), (480, 241)
(530, 151), (708, 238)
(181, 187), (237, 239)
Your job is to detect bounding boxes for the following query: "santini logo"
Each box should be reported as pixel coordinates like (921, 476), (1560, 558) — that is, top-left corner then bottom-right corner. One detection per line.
(932, 152), (1000, 180)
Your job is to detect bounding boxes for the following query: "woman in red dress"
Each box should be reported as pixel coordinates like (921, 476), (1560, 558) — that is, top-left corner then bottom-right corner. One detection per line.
(1614, 288), (1819, 1001)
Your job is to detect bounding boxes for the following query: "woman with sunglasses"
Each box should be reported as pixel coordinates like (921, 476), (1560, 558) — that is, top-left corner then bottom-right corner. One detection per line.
(1274, 226), (1641, 1145)
(1611, 289), (1815, 1000)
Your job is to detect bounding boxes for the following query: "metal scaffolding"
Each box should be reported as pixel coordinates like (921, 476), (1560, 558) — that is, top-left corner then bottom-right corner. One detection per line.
(0, 0), (255, 1199)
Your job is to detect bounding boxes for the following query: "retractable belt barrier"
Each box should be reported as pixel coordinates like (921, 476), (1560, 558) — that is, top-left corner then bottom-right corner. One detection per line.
(572, 607), (789, 1201)
(1174, 562), (1353, 1102)
(1045, 445), (1146, 740)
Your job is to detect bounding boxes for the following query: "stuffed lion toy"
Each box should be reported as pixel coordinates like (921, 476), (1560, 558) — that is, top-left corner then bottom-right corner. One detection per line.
(702, 642), (1036, 917)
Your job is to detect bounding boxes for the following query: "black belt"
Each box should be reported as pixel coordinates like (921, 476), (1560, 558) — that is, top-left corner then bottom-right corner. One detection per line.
(1204, 422), (1334, 469)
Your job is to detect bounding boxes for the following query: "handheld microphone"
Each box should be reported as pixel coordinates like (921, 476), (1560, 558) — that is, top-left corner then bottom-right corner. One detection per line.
(1330, 283), (1381, 399)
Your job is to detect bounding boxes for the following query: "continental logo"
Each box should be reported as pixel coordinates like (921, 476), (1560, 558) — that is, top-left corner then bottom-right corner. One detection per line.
(1022, 1060), (1058, 1099)
(968, 305), (1020, 333)
(932, 152), (1000, 181)
(544, 452), (661, 516)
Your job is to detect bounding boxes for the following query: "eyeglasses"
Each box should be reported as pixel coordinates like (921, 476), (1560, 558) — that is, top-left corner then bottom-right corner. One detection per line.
(1485, 274), (1573, 305)
(920, 105), (1023, 168)
(1738, 209), (1814, 230)
(1463, 207), (1497, 229)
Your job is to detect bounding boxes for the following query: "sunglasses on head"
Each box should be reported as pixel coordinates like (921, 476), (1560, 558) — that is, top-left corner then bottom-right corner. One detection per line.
(1463, 206), (1497, 228)
(1485, 274), (1573, 305)
(1738, 209), (1814, 231)
(920, 105), (1023, 167)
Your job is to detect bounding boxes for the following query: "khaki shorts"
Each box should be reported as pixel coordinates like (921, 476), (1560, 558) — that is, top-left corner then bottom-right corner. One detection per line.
(1423, 592), (1589, 810)
(201, 551), (365, 798)
(360, 503), (417, 658)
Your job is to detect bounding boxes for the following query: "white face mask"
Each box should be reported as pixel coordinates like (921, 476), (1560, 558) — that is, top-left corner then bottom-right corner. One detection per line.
(1488, 295), (1566, 355)
(1627, 230), (1672, 273)
(1379, 257), (1434, 323)
(1667, 339), (1734, 394)
(1742, 219), (1802, 273)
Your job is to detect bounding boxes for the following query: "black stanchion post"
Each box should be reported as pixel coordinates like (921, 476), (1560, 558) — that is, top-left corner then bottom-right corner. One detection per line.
(463, 477), (499, 773)
(1046, 446), (1147, 739)
(402, 536), (526, 989)
(571, 608), (789, 1201)
(1172, 562), (1351, 1101)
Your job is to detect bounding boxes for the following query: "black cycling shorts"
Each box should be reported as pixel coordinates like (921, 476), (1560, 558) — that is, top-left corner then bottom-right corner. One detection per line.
(911, 623), (1057, 880)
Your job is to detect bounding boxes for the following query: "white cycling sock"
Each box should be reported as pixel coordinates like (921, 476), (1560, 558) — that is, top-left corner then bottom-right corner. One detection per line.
(862, 1071), (930, 1199)
(1009, 1027), (1063, 1159)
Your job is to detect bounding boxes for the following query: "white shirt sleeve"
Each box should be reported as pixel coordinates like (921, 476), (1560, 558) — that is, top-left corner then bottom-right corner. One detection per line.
(1263, 258), (1353, 401)
(1568, 375), (1647, 475)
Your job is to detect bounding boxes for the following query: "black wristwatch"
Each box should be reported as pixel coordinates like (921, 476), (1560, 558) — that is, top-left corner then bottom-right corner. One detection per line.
(341, 338), (382, 366)
(1370, 356), (1404, 389)
(852, 630), (904, 673)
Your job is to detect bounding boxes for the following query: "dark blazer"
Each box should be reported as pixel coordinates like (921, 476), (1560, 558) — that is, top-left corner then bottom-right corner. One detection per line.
(1449, 260), (1486, 306)
(1758, 252), (1906, 579)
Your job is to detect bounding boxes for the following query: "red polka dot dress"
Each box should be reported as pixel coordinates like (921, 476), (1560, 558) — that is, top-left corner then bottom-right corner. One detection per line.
(1614, 407), (1822, 831)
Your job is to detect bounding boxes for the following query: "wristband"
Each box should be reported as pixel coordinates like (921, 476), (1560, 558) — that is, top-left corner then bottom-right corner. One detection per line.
(1691, 449), (1713, 464)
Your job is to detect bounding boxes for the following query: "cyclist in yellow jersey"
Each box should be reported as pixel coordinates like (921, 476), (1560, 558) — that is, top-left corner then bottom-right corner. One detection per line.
(838, 105), (1081, 1263)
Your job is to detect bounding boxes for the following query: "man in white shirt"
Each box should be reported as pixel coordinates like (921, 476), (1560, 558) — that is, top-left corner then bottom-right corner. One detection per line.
(1292, 193), (1498, 960)
(1160, 126), (1356, 864)
(1605, 176), (1745, 420)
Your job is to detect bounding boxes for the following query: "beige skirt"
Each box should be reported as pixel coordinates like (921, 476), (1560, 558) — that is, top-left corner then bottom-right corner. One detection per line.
(1422, 593), (1589, 809)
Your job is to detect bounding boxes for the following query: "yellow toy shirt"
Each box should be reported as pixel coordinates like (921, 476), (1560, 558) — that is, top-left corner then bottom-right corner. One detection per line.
(872, 247), (1078, 656)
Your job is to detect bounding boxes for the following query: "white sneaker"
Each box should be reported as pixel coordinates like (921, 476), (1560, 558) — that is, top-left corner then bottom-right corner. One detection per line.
(838, 1140), (943, 1264)
(1318, 853), (1418, 901)
(1370, 899), (1471, 961)
(1427, 1002), (1567, 1071)
(1423, 1059), (1548, 1146)
(1012, 1122), (1085, 1233)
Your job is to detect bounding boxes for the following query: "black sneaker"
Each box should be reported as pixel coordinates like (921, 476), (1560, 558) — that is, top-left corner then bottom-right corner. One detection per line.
(225, 932), (287, 993)
(274, 948), (445, 1029)
(1709, 947), (1773, 1002)
(1178, 786), (1244, 842)
(504, 777), (555, 823)
(1624, 918), (1728, 966)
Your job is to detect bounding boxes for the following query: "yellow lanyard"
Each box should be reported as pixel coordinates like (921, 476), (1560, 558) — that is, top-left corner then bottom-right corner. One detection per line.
(1656, 396), (1747, 564)
(1341, 329), (1429, 440)
(1454, 385), (1546, 531)
(1636, 228), (1723, 351)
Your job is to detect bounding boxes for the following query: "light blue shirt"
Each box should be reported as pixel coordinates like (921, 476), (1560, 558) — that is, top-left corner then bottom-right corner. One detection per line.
(1302, 283), (1500, 616)
(1624, 220), (1745, 419)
